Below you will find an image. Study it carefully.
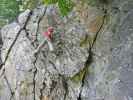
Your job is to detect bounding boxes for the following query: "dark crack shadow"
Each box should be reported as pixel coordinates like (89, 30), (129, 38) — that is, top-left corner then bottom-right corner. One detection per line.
(30, 7), (48, 100)
(77, 7), (107, 100)
(4, 74), (15, 100)
(39, 80), (46, 100)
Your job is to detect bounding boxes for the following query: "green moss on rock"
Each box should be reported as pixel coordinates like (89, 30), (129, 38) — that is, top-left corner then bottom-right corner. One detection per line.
(80, 35), (92, 48)
(70, 66), (88, 83)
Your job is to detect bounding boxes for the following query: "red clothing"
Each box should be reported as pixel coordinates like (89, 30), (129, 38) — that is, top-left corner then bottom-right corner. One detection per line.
(42, 27), (54, 40)
(43, 31), (52, 40)
(48, 27), (54, 33)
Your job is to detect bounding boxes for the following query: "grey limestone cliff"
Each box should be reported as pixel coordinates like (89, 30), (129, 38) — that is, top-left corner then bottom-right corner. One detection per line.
(0, 0), (133, 100)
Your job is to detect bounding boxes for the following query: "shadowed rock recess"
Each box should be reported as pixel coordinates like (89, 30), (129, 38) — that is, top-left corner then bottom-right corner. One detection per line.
(0, 0), (133, 100)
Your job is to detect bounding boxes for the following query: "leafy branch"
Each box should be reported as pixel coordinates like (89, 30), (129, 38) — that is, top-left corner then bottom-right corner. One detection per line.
(43, 0), (74, 16)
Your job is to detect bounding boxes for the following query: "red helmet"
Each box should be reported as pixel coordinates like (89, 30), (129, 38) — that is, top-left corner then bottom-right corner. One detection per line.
(48, 27), (54, 33)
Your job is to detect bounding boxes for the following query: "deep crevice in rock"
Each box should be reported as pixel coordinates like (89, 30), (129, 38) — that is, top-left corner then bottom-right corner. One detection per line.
(39, 80), (46, 100)
(77, 7), (107, 100)
(4, 75), (15, 100)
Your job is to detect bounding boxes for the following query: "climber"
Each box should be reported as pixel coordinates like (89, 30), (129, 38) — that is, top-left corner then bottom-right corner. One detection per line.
(34, 27), (54, 55)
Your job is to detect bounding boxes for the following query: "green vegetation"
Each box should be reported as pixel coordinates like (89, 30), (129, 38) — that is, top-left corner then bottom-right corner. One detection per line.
(0, 0), (19, 21)
(43, 0), (74, 16)
(43, 0), (58, 4)
(18, 0), (39, 11)
(0, 0), (39, 27)
(0, 0), (108, 27)
(0, 0), (19, 27)
(70, 67), (88, 83)
(0, 0), (74, 26)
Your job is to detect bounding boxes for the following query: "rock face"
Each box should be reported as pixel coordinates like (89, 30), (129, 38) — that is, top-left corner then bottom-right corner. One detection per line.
(0, 0), (133, 100)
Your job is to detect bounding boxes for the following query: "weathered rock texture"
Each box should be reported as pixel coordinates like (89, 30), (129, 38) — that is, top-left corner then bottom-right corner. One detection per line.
(0, 0), (133, 100)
